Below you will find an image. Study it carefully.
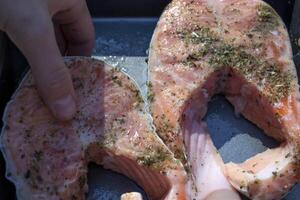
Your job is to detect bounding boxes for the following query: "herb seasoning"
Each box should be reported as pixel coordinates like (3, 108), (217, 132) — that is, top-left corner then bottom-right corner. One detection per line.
(137, 146), (172, 169)
(178, 26), (292, 103)
(256, 3), (280, 31)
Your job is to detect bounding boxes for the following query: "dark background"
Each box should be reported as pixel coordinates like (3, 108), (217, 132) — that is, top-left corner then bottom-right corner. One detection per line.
(0, 0), (298, 199)
(86, 0), (294, 25)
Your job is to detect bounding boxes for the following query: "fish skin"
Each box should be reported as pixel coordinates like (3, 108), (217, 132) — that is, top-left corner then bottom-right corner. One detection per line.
(0, 57), (188, 200)
(148, 0), (300, 199)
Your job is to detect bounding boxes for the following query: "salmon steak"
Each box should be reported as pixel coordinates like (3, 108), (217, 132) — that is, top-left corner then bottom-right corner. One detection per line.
(148, 0), (300, 199)
(0, 58), (189, 200)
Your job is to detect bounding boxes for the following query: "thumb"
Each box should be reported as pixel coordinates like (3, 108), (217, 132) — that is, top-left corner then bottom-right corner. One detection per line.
(5, 6), (76, 120)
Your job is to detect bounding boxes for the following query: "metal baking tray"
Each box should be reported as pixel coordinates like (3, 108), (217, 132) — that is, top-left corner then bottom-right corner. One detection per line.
(0, 0), (299, 199)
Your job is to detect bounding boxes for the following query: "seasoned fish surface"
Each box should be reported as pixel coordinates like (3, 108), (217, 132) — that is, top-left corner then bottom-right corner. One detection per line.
(148, 0), (300, 199)
(1, 58), (187, 200)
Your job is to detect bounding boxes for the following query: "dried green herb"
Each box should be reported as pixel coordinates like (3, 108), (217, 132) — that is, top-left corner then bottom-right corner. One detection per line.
(33, 151), (43, 162)
(147, 82), (155, 102)
(137, 147), (172, 169)
(255, 3), (280, 32)
(179, 27), (292, 103)
(111, 76), (123, 87)
(180, 27), (218, 45)
(272, 171), (278, 178)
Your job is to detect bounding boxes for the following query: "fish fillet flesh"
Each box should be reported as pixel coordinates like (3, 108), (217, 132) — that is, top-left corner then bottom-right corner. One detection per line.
(148, 0), (300, 199)
(0, 58), (188, 200)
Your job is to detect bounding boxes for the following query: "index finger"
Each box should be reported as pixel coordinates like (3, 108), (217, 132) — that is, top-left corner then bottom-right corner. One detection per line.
(4, 2), (76, 120)
(53, 0), (95, 56)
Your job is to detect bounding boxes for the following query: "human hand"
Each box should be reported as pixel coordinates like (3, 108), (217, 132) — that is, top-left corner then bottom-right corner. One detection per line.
(0, 0), (94, 120)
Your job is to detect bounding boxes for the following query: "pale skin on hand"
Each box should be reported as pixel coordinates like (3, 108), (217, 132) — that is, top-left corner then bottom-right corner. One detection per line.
(0, 0), (95, 121)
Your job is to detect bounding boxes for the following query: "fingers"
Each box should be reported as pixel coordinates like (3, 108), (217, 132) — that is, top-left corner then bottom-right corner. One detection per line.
(0, 0), (94, 121)
(53, 0), (94, 56)
(205, 189), (241, 200)
(54, 23), (67, 55)
(5, 2), (76, 121)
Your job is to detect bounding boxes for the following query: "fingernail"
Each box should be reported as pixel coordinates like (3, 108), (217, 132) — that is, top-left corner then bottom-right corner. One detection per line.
(51, 95), (76, 121)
